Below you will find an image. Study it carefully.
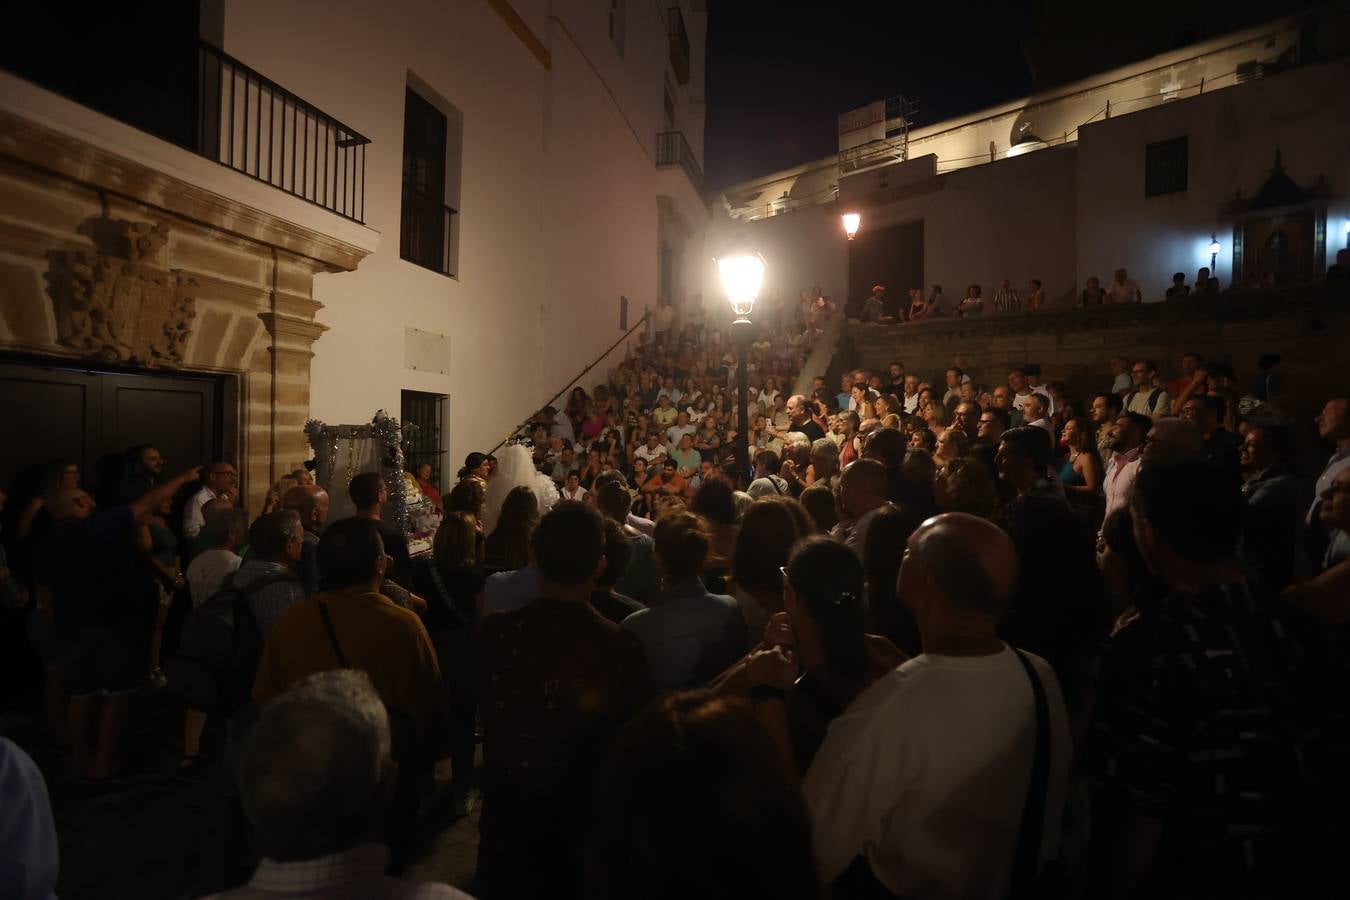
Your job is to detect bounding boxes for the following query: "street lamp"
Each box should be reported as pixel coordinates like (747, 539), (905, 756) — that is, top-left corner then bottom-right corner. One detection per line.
(842, 212), (861, 241)
(1208, 234), (1221, 271)
(716, 247), (765, 483)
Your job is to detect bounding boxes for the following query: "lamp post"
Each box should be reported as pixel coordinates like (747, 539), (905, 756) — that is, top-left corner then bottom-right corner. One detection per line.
(716, 248), (766, 485)
(842, 212), (861, 241)
(1208, 234), (1221, 272)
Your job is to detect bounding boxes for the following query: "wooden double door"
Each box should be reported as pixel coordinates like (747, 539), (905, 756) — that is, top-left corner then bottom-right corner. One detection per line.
(0, 357), (225, 501)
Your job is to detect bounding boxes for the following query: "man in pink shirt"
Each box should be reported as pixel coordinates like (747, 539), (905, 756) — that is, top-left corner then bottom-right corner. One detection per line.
(1099, 412), (1151, 546)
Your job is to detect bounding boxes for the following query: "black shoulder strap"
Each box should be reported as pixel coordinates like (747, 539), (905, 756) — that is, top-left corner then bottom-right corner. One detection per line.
(1147, 388), (1163, 412)
(1010, 648), (1051, 897)
(317, 602), (349, 668)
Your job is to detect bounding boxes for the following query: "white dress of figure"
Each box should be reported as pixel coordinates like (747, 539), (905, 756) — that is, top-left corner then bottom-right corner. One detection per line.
(483, 443), (558, 534)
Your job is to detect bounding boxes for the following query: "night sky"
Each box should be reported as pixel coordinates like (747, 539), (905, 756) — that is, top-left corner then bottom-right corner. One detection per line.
(704, 0), (1040, 190)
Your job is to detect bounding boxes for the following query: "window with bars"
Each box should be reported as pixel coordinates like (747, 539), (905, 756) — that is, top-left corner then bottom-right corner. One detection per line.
(401, 390), (447, 492)
(1144, 136), (1188, 197)
(401, 86), (458, 275)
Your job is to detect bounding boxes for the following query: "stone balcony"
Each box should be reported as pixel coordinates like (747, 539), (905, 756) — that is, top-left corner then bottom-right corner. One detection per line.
(841, 286), (1350, 429)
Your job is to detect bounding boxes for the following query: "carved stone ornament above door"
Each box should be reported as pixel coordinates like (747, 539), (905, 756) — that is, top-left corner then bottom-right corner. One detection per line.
(46, 219), (197, 366)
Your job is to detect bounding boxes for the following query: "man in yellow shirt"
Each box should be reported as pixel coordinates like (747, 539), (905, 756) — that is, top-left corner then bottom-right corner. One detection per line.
(254, 516), (440, 727)
(253, 516), (442, 867)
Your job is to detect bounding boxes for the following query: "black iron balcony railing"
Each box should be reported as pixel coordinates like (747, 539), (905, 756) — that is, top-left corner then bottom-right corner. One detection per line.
(668, 7), (690, 85)
(400, 184), (457, 277)
(197, 41), (370, 223)
(656, 130), (703, 195)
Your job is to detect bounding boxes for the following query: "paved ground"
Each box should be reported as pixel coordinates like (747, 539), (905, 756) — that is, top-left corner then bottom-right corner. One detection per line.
(1, 690), (481, 900)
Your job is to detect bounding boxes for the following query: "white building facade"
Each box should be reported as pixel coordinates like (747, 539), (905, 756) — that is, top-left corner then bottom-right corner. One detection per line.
(0, 0), (709, 502)
(706, 8), (1350, 312)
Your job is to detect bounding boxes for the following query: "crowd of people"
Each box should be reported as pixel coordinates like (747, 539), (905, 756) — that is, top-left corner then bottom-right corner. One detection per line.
(851, 266), (1237, 322)
(1, 283), (1348, 900)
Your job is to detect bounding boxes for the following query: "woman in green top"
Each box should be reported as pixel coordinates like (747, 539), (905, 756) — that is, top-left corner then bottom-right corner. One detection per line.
(138, 493), (184, 689)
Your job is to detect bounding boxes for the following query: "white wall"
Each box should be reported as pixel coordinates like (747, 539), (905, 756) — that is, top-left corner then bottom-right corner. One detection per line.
(220, 0), (707, 470)
(710, 55), (1347, 316)
(726, 15), (1308, 220)
(1076, 57), (1350, 297)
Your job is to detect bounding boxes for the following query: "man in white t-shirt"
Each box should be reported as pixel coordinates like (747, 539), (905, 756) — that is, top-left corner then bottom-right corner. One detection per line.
(1106, 267), (1141, 303)
(752, 513), (1071, 899)
(185, 505), (247, 606)
(182, 461), (239, 539)
(665, 411), (696, 450)
(901, 375), (921, 414)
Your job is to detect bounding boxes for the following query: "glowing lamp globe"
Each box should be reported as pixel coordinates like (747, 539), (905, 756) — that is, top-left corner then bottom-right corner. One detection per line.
(717, 251), (766, 326)
(842, 212), (861, 240)
(1208, 238), (1221, 256)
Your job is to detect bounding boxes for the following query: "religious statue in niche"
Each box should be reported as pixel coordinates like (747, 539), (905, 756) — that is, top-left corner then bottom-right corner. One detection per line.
(47, 220), (197, 366)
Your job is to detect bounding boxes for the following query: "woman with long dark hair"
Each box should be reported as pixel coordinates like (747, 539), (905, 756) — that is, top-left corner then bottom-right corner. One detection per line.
(484, 486), (538, 571)
(775, 536), (905, 774)
(413, 511), (482, 814)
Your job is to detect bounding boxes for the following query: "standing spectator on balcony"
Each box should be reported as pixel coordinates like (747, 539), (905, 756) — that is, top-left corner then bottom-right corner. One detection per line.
(1025, 279), (1046, 310)
(992, 279), (1020, 312)
(905, 289), (931, 321)
(1105, 268), (1142, 303)
(859, 285), (886, 323)
(957, 284), (985, 318)
(1194, 266), (1220, 294)
(1165, 272), (1191, 299)
(1125, 360), (1171, 421)
(1080, 275), (1107, 307)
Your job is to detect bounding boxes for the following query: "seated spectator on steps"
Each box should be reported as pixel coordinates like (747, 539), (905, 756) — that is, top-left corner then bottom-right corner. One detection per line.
(476, 502), (653, 899)
(216, 670), (470, 899)
(622, 512), (746, 691)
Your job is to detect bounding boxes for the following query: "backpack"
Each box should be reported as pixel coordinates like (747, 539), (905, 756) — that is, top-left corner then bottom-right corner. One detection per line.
(165, 570), (297, 714)
(1129, 387), (1164, 413)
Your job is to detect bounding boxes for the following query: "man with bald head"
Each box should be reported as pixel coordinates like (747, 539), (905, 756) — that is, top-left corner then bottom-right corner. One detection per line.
(833, 458), (890, 557)
(283, 483), (329, 596)
(1140, 417), (1203, 465)
(797, 514), (1071, 898)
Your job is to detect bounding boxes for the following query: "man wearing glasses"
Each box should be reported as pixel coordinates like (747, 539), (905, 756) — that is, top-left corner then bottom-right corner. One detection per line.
(183, 460), (239, 539)
(1125, 360), (1171, 421)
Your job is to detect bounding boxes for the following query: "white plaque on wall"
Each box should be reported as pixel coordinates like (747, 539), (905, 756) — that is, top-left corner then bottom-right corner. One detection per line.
(404, 326), (450, 374)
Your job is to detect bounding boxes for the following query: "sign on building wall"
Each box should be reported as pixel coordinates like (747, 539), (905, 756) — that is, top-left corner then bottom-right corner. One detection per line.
(404, 326), (450, 374)
(838, 100), (886, 151)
